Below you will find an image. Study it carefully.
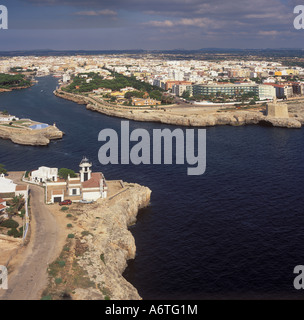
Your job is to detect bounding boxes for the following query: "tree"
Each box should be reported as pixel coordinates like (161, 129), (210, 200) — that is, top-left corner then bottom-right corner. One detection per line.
(58, 168), (77, 180)
(11, 195), (24, 212)
(182, 90), (190, 99)
(161, 94), (174, 105)
(0, 164), (7, 174)
(149, 90), (163, 101)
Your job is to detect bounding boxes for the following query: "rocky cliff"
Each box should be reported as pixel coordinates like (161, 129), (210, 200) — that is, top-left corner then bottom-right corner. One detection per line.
(85, 103), (302, 129)
(0, 124), (64, 146)
(72, 183), (151, 300)
(55, 89), (302, 129)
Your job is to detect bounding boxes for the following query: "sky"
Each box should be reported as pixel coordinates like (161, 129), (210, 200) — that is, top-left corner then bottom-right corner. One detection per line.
(0, 0), (304, 51)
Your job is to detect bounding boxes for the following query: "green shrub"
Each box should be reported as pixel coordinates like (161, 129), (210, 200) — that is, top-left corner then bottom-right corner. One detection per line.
(1, 219), (19, 229)
(67, 234), (75, 239)
(66, 214), (72, 218)
(7, 228), (22, 238)
(61, 206), (69, 211)
(67, 224), (72, 228)
(57, 260), (66, 267)
(20, 209), (25, 217)
(55, 278), (62, 285)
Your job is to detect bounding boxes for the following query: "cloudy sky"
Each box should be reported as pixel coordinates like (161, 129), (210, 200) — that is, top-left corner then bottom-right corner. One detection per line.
(0, 0), (303, 50)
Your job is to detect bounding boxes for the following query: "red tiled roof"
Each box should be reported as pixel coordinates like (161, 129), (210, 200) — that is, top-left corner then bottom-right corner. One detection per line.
(82, 172), (102, 189)
(0, 198), (5, 203)
(0, 204), (6, 210)
(16, 185), (28, 191)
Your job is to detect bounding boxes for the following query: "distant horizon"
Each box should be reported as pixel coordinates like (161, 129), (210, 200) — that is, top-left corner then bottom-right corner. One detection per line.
(1, 48), (304, 53)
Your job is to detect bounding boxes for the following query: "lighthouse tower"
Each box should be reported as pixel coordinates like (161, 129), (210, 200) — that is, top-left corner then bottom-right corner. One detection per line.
(79, 157), (92, 182)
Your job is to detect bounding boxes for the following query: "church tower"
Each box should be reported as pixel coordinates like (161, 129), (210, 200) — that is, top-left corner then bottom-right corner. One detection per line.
(79, 157), (92, 182)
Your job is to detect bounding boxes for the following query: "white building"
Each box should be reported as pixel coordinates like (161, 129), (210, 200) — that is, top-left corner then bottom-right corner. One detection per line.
(258, 84), (276, 100)
(0, 174), (29, 200)
(31, 166), (58, 184)
(0, 174), (16, 193)
(0, 114), (19, 122)
(45, 157), (108, 203)
(62, 74), (71, 83)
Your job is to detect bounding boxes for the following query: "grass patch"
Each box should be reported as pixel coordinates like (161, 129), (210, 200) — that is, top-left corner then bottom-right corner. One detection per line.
(43, 237), (95, 300)
(100, 253), (105, 264)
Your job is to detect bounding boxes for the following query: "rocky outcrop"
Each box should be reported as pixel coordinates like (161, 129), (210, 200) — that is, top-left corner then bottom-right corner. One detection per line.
(55, 89), (302, 129)
(0, 124), (64, 146)
(73, 183), (151, 300)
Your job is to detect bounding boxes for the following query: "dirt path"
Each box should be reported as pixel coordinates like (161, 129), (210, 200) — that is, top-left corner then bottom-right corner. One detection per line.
(0, 184), (64, 300)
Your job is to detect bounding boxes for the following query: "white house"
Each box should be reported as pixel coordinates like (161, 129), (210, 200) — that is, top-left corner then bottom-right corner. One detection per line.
(0, 114), (19, 122)
(0, 174), (29, 200)
(31, 166), (58, 184)
(0, 174), (17, 193)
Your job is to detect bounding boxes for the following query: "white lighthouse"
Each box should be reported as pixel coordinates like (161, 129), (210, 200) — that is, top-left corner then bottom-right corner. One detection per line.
(79, 157), (92, 182)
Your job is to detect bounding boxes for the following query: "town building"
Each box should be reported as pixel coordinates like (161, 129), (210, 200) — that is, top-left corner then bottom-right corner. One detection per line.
(258, 85), (276, 100)
(131, 97), (161, 106)
(31, 166), (58, 183)
(0, 174), (29, 200)
(172, 84), (193, 97)
(45, 157), (108, 203)
(192, 83), (259, 97)
(0, 114), (19, 122)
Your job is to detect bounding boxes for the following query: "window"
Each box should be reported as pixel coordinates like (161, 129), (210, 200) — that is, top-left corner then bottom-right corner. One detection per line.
(72, 189), (77, 195)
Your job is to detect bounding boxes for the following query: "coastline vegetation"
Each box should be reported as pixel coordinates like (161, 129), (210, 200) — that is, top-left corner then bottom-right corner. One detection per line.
(0, 73), (31, 89)
(61, 70), (174, 105)
(63, 70), (162, 94)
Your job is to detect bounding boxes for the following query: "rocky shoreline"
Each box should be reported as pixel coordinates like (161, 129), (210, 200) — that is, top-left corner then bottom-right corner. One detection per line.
(74, 183), (151, 300)
(43, 182), (152, 300)
(54, 89), (303, 129)
(0, 85), (32, 93)
(0, 124), (64, 146)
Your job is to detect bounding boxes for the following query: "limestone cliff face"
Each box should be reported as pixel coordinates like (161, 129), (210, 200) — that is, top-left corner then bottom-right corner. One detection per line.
(0, 125), (63, 146)
(55, 89), (302, 129)
(85, 103), (302, 129)
(74, 183), (151, 300)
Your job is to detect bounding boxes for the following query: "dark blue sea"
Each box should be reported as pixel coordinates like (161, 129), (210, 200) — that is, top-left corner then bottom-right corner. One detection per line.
(1, 76), (304, 300)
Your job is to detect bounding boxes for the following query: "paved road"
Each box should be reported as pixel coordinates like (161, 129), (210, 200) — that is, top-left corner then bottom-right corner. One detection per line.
(0, 185), (60, 300)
